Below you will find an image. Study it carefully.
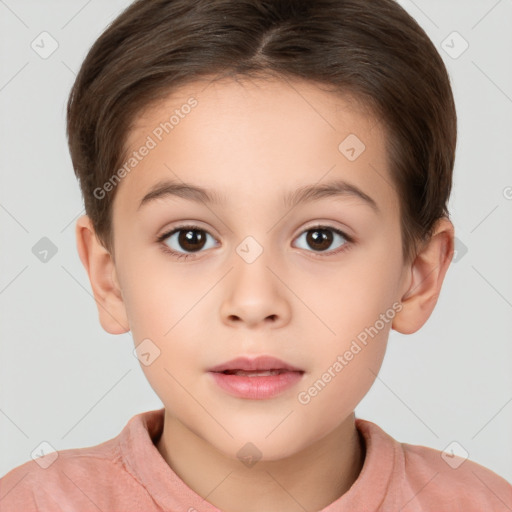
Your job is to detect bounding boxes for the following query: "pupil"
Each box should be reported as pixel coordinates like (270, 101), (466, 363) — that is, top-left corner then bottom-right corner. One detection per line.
(307, 229), (332, 251)
(179, 229), (205, 252)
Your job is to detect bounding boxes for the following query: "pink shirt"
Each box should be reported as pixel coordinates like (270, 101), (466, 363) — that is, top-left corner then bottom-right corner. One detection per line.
(1, 408), (511, 511)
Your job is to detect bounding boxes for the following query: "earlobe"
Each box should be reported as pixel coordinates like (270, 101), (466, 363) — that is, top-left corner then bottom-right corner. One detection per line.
(75, 215), (130, 335)
(392, 217), (455, 334)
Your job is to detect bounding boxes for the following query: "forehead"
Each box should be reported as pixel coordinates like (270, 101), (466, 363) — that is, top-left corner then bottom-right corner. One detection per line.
(117, 76), (397, 215)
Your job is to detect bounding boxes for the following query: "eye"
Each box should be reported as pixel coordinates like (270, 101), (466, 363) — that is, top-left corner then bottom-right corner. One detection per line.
(157, 223), (352, 261)
(293, 225), (351, 256)
(157, 224), (218, 260)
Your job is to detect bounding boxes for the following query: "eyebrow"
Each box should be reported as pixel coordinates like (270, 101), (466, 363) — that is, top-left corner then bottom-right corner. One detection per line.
(138, 178), (379, 213)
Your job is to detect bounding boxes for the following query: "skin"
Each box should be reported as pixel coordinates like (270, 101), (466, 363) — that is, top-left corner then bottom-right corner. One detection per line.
(76, 76), (454, 512)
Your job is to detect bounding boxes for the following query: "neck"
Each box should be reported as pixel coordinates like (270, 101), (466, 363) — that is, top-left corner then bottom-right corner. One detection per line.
(156, 411), (365, 512)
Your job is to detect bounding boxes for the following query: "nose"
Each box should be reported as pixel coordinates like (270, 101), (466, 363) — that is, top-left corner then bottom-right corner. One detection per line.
(219, 249), (291, 329)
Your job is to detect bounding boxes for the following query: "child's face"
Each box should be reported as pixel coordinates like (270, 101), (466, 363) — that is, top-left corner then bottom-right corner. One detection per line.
(108, 77), (411, 459)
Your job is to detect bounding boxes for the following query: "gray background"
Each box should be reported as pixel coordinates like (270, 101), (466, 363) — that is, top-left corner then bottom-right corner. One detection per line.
(1, 0), (511, 484)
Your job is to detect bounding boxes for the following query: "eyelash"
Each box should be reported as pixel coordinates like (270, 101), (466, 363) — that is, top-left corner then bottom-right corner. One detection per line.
(156, 223), (354, 261)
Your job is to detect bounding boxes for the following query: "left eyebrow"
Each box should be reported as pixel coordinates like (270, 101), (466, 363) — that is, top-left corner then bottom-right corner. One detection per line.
(137, 178), (379, 214)
(283, 179), (379, 213)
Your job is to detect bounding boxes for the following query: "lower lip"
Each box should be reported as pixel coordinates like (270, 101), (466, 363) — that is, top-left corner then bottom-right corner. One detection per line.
(209, 371), (304, 399)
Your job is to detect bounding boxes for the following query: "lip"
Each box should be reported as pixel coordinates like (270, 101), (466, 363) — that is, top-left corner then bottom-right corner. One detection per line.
(208, 356), (305, 400)
(208, 356), (303, 373)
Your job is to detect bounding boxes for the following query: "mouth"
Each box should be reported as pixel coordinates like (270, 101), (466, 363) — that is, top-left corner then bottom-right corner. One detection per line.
(208, 355), (304, 374)
(208, 356), (305, 399)
(219, 369), (293, 377)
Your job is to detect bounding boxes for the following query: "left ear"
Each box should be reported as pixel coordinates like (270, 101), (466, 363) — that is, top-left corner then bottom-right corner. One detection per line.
(392, 217), (454, 334)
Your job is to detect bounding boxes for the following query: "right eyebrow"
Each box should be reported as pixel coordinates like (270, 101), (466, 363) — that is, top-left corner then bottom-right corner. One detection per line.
(138, 180), (226, 210)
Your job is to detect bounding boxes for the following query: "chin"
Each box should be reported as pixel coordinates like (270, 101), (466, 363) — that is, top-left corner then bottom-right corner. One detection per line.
(214, 423), (316, 464)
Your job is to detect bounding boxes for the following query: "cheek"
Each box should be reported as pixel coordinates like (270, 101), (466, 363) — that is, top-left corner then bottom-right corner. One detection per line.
(116, 251), (212, 379)
(117, 249), (204, 339)
(296, 313), (390, 437)
(319, 249), (403, 339)
(297, 241), (403, 407)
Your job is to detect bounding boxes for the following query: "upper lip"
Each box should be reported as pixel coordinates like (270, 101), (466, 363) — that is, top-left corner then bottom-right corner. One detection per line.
(208, 356), (304, 373)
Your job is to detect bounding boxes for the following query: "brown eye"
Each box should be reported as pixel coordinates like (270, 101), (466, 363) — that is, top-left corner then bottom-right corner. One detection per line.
(161, 225), (217, 255)
(294, 226), (349, 254)
(306, 228), (333, 251)
(177, 229), (207, 252)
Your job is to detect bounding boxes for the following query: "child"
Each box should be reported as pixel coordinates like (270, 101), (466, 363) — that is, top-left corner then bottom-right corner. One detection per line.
(1, 0), (511, 510)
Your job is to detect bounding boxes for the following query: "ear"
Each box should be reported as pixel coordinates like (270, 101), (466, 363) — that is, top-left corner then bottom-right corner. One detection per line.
(392, 217), (455, 334)
(75, 215), (130, 334)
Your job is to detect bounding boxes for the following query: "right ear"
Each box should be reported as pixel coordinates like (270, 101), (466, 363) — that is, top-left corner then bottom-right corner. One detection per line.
(75, 215), (130, 334)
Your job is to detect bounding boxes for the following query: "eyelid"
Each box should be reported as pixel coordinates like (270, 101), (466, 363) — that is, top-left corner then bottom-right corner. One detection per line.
(295, 221), (354, 242)
(156, 222), (219, 242)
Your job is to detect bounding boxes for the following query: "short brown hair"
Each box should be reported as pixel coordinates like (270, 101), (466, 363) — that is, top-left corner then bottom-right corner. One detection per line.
(67, 0), (456, 264)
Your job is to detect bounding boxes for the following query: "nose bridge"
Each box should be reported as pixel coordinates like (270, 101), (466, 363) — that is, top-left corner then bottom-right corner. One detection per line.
(220, 233), (291, 327)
